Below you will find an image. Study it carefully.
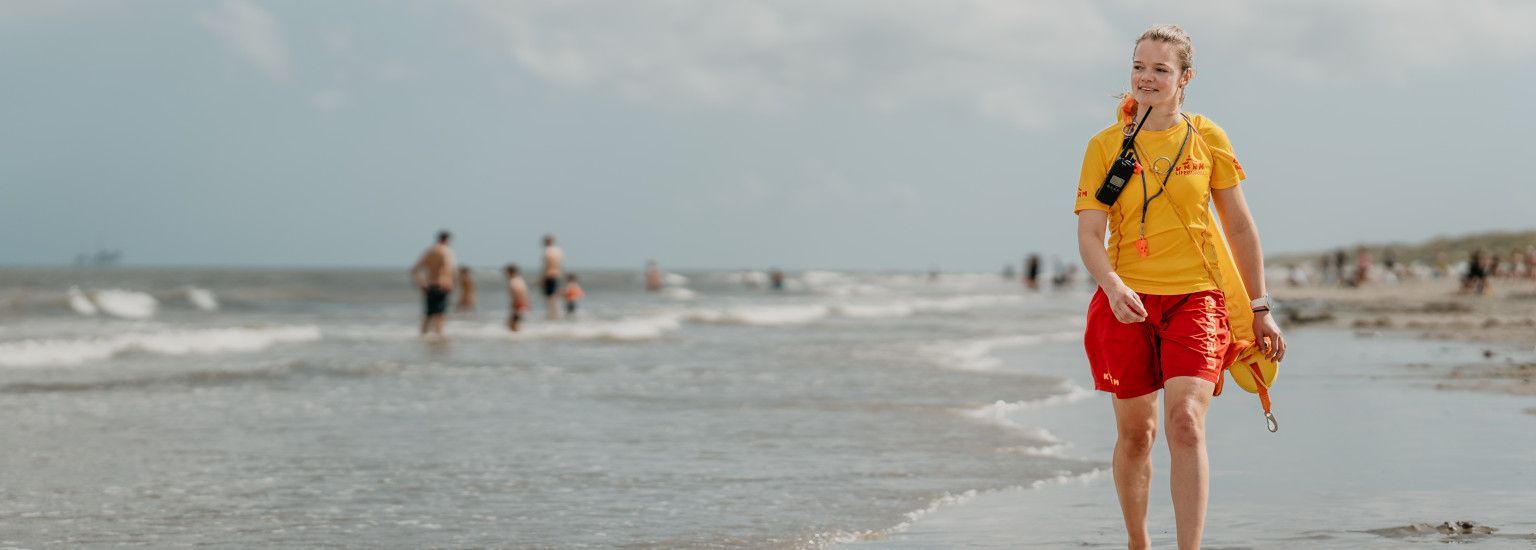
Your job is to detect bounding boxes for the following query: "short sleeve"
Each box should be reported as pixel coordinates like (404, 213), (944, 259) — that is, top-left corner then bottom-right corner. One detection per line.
(1198, 120), (1246, 190)
(1074, 138), (1110, 214)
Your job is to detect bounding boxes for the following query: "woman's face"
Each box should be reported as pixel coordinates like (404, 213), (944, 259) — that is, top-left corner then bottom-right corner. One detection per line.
(1130, 40), (1189, 108)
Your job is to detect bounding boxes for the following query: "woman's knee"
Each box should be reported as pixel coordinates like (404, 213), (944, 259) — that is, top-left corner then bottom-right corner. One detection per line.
(1116, 422), (1158, 454)
(1165, 406), (1205, 449)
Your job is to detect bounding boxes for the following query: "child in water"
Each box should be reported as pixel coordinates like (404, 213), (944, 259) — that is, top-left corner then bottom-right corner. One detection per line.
(562, 273), (585, 318)
(505, 264), (530, 332)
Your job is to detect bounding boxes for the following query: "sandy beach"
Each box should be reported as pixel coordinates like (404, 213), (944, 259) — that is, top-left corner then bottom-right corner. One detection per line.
(1277, 277), (1536, 402)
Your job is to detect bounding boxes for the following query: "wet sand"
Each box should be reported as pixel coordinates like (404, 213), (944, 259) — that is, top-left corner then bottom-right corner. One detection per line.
(837, 326), (1536, 548)
(1277, 277), (1536, 401)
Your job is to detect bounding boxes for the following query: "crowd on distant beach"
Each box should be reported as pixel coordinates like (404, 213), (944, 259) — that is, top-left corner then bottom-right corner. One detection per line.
(1278, 245), (1536, 296)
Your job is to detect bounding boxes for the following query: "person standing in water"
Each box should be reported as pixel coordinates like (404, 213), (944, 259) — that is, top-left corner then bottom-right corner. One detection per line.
(410, 230), (457, 336)
(1074, 25), (1285, 550)
(540, 234), (565, 319)
(505, 264), (531, 332)
(455, 266), (477, 312)
(562, 273), (585, 318)
(644, 260), (663, 292)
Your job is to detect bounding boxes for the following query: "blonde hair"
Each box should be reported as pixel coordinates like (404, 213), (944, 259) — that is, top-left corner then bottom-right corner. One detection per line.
(1122, 24), (1195, 106)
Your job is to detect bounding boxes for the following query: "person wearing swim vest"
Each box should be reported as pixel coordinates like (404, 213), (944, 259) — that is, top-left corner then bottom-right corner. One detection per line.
(1074, 25), (1286, 550)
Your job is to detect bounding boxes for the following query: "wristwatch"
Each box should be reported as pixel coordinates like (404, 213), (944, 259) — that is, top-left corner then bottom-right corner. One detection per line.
(1249, 293), (1272, 311)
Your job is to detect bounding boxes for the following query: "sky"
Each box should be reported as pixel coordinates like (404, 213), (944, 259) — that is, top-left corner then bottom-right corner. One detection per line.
(1, 0), (1532, 271)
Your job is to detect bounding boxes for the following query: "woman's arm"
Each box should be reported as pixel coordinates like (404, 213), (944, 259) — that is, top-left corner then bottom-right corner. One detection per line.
(1211, 185), (1286, 361)
(1077, 210), (1146, 323)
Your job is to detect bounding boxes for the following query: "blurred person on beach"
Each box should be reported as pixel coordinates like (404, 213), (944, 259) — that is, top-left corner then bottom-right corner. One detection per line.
(455, 266), (477, 312)
(769, 268), (785, 291)
(1463, 250), (1490, 295)
(1334, 249), (1348, 286)
(1526, 245), (1536, 279)
(505, 264), (531, 332)
(541, 234), (565, 319)
(645, 260), (663, 292)
(563, 274), (584, 318)
(410, 230), (457, 336)
(1026, 254), (1042, 290)
(1074, 25), (1284, 550)
(1353, 247), (1371, 287)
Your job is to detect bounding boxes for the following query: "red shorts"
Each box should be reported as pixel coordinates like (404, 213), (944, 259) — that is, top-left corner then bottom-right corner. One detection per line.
(1085, 288), (1231, 399)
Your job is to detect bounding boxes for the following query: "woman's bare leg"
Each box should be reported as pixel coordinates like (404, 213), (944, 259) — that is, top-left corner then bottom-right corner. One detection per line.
(1111, 392), (1159, 550)
(1163, 376), (1215, 550)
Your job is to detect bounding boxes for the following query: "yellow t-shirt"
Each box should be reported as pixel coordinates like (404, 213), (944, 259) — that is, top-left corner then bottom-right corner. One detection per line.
(1074, 114), (1246, 295)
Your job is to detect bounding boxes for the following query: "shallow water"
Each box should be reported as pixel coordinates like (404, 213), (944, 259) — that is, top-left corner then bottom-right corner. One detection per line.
(840, 328), (1536, 549)
(0, 267), (1102, 547)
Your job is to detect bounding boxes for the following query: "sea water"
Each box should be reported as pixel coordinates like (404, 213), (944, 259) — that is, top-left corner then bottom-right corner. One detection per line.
(0, 267), (1101, 548)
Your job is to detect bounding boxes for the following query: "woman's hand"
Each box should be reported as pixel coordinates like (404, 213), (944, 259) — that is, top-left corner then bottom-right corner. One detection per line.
(1105, 284), (1148, 324)
(1253, 310), (1286, 362)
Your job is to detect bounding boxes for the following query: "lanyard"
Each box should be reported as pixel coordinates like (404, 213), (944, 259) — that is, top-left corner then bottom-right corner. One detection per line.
(1130, 114), (1193, 257)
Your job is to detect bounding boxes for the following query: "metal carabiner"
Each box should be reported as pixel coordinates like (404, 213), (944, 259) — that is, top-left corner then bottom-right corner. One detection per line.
(1264, 411), (1279, 433)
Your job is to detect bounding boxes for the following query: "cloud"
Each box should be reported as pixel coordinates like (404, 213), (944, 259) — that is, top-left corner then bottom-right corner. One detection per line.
(461, 0), (1121, 127)
(198, 0), (291, 83)
(460, 0), (1536, 128)
(1145, 0), (1536, 81)
(309, 89), (352, 112)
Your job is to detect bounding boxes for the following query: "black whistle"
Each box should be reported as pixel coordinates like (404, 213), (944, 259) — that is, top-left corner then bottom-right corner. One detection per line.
(1095, 106), (1151, 206)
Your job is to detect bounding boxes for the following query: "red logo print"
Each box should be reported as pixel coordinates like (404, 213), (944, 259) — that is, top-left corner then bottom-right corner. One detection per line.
(1174, 156), (1208, 176)
(1077, 189), (1088, 198)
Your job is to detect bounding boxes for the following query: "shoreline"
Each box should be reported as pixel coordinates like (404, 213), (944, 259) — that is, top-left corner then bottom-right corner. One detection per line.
(1277, 278), (1536, 405)
(836, 326), (1536, 548)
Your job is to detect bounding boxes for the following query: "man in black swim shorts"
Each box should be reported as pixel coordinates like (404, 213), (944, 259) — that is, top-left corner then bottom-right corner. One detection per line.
(410, 230), (457, 336)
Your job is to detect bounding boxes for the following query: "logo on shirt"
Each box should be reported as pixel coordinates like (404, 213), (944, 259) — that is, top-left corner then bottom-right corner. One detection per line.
(1077, 189), (1088, 198)
(1174, 156), (1208, 176)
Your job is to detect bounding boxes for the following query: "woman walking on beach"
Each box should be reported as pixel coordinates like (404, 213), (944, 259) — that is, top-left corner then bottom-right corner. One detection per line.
(1073, 25), (1285, 549)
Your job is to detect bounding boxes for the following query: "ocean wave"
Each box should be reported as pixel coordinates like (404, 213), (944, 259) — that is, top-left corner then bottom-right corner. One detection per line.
(662, 287), (697, 301)
(67, 286), (98, 316)
(922, 331), (1081, 372)
(0, 325), (322, 368)
(0, 359), (405, 394)
(91, 289), (158, 319)
(959, 382), (1095, 451)
(326, 314), (683, 343)
(811, 469), (1104, 548)
(683, 304), (832, 326)
(186, 287), (220, 311)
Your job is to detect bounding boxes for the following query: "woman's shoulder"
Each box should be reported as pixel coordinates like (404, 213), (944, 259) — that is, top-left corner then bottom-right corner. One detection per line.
(1186, 113), (1235, 151)
(1086, 123), (1125, 147)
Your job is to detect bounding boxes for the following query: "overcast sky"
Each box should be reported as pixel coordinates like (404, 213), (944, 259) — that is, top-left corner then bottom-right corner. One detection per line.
(2, 0), (1531, 271)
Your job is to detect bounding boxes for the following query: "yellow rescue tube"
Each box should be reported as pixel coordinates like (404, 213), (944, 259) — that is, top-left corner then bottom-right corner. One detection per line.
(1209, 195), (1280, 394)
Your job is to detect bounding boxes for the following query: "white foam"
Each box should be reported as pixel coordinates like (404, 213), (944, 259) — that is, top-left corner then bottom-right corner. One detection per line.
(91, 289), (158, 319)
(814, 469), (1106, 548)
(923, 332), (1080, 372)
(185, 287), (220, 311)
(831, 303), (915, 319)
(67, 286), (98, 316)
(662, 273), (689, 287)
(0, 325), (322, 368)
(661, 287), (697, 301)
(519, 315), (682, 341)
(327, 314), (683, 343)
(960, 382), (1095, 445)
(684, 304), (831, 326)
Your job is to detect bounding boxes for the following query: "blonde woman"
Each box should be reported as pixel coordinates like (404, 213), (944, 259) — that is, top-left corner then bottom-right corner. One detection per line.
(1073, 25), (1286, 550)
